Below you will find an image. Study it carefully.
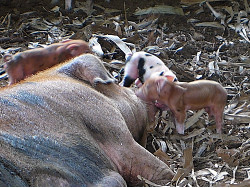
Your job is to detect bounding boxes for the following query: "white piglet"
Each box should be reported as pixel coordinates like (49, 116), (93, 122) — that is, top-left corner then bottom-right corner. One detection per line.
(120, 51), (177, 87)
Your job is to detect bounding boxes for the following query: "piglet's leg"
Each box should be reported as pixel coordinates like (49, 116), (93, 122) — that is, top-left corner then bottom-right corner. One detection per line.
(7, 64), (25, 85)
(65, 0), (72, 10)
(119, 61), (138, 87)
(174, 110), (186, 134)
(212, 107), (224, 134)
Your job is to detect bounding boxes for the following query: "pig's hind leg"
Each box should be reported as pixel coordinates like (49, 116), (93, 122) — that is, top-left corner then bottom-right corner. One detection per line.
(213, 107), (224, 134)
(209, 106), (224, 134)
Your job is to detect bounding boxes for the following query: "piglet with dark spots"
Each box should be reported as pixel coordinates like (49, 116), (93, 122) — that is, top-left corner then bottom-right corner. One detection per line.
(120, 51), (177, 87)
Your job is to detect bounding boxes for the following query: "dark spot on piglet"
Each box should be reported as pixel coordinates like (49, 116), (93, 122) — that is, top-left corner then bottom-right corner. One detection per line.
(159, 71), (164, 76)
(123, 76), (135, 87)
(138, 58), (146, 83)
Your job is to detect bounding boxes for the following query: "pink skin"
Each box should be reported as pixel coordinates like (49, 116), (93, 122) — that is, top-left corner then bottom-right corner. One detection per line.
(135, 75), (177, 88)
(3, 40), (91, 85)
(120, 51), (177, 87)
(135, 77), (227, 134)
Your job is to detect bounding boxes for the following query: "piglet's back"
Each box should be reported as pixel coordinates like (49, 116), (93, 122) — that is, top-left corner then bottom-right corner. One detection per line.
(179, 80), (227, 101)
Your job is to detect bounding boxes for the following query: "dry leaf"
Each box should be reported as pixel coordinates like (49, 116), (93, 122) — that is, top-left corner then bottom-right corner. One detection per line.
(216, 148), (240, 167)
(134, 5), (184, 16)
(172, 147), (193, 184)
(154, 149), (171, 165)
(185, 109), (205, 130)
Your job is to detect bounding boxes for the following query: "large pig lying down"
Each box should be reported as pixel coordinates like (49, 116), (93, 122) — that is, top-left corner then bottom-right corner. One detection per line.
(0, 54), (174, 186)
(3, 39), (90, 85)
(135, 76), (227, 135)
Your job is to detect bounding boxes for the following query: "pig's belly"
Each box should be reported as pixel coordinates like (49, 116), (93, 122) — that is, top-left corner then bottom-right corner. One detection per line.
(0, 132), (121, 186)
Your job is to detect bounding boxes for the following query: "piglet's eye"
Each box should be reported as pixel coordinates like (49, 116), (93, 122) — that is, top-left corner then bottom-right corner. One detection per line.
(150, 66), (153, 69)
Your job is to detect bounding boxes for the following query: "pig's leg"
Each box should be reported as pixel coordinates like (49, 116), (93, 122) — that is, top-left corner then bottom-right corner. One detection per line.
(205, 107), (213, 117)
(92, 70), (116, 86)
(3, 55), (22, 85)
(6, 65), (25, 85)
(120, 60), (139, 87)
(93, 77), (116, 87)
(89, 108), (174, 185)
(211, 106), (224, 134)
(101, 135), (174, 186)
(135, 78), (143, 87)
(83, 65), (116, 86)
(173, 110), (186, 134)
(65, 0), (72, 10)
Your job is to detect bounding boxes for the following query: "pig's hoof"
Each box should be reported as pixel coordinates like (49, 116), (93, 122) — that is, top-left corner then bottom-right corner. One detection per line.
(93, 78), (115, 86)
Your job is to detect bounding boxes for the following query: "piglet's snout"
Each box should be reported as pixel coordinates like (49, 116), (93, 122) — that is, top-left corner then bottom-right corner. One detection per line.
(165, 75), (177, 82)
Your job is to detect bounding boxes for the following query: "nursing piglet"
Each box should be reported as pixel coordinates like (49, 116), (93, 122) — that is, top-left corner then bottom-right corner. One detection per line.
(3, 39), (90, 85)
(135, 76), (227, 134)
(120, 51), (177, 87)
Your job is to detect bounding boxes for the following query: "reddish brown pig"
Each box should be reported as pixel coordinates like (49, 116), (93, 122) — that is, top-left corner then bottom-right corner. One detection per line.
(135, 76), (227, 134)
(0, 54), (174, 186)
(3, 39), (90, 85)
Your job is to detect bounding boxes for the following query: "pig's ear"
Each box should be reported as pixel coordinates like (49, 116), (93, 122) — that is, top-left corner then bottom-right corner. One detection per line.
(156, 77), (167, 94)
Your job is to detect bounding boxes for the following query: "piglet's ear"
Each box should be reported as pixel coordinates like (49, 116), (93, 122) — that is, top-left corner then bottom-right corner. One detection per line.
(156, 77), (167, 94)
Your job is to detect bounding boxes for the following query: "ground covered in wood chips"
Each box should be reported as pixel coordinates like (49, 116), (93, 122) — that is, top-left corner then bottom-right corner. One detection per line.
(0, 0), (249, 186)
